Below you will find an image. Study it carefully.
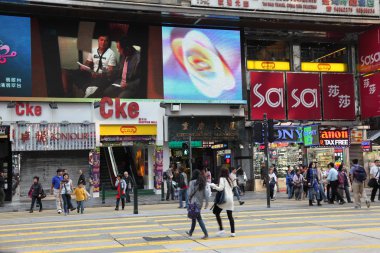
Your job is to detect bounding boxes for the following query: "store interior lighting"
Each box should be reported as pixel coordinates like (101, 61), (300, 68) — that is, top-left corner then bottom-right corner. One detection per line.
(7, 101), (16, 108)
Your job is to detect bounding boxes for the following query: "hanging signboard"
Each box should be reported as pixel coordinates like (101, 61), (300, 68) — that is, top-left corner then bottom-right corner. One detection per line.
(360, 73), (380, 119)
(358, 26), (380, 73)
(274, 126), (304, 143)
(361, 140), (372, 152)
(191, 0), (379, 17)
(11, 123), (96, 151)
(303, 125), (320, 147)
(319, 128), (350, 146)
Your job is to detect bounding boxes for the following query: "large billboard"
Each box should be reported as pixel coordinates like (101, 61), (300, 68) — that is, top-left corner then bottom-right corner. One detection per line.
(360, 73), (380, 119)
(191, 0), (379, 17)
(0, 15), (31, 97)
(162, 27), (243, 102)
(358, 26), (380, 73)
(0, 15), (245, 104)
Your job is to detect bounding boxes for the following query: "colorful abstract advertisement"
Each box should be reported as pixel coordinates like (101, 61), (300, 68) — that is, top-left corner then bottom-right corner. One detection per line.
(89, 148), (100, 198)
(0, 15), (31, 97)
(162, 27), (243, 102)
(153, 146), (163, 190)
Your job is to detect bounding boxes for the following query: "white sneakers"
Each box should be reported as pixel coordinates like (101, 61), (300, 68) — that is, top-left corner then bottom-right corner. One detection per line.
(231, 233), (236, 237)
(216, 230), (225, 237)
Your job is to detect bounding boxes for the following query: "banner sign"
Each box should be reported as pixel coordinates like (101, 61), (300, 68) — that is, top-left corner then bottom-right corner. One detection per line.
(319, 128), (350, 146)
(89, 148), (100, 198)
(250, 72), (286, 120)
(191, 0), (379, 16)
(274, 126), (304, 143)
(153, 146), (163, 190)
(11, 123), (96, 151)
(168, 117), (242, 141)
(322, 73), (355, 120)
(0, 15), (32, 97)
(303, 125), (320, 146)
(360, 73), (380, 119)
(361, 140), (372, 152)
(286, 73), (321, 120)
(358, 26), (380, 73)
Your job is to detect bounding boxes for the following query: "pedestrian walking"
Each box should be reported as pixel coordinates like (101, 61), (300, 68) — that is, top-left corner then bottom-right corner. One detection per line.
(302, 165), (308, 200)
(273, 164), (280, 193)
(185, 169), (210, 239)
(327, 163), (345, 205)
(123, 171), (133, 203)
(204, 168), (212, 197)
(350, 159), (370, 209)
(178, 166), (189, 208)
(293, 169), (304, 200)
(318, 167), (328, 202)
(236, 167), (247, 196)
(59, 173), (75, 216)
(78, 170), (86, 186)
(286, 166), (294, 199)
(342, 168), (353, 203)
(73, 182), (87, 214)
(269, 167), (277, 200)
(50, 169), (63, 214)
(165, 164), (175, 201)
(337, 165), (352, 203)
(29, 176), (44, 213)
(115, 174), (127, 210)
(230, 167), (244, 205)
(210, 167), (236, 237)
(369, 159), (380, 202)
(0, 171), (5, 207)
(307, 162), (322, 206)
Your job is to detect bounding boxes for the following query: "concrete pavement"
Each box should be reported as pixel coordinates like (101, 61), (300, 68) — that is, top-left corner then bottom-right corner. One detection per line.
(0, 196), (380, 253)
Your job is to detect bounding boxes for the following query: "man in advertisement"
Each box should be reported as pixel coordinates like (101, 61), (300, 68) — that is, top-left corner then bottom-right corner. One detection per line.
(61, 33), (117, 97)
(102, 36), (141, 98)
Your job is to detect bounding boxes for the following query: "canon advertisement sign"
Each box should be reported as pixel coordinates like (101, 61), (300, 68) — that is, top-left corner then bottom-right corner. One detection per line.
(359, 26), (380, 73)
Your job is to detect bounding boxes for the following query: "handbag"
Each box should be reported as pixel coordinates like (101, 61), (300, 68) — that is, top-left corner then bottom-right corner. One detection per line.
(214, 188), (226, 205)
(368, 170), (379, 188)
(40, 188), (47, 199)
(187, 186), (200, 219)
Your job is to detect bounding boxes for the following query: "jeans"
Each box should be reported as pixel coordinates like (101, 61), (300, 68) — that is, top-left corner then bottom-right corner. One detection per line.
(166, 181), (174, 200)
(179, 189), (188, 208)
(61, 194), (72, 214)
(116, 197), (125, 209)
(308, 187), (320, 201)
(370, 183), (380, 201)
(286, 184), (294, 199)
(213, 204), (235, 233)
(233, 187), (241, 201)
(319, 183), (327, 201)
(344, 185), (352, 202)
(30, 196), (42, 211)
(77, 201), (84, 213)
(189, 214), (208, 236)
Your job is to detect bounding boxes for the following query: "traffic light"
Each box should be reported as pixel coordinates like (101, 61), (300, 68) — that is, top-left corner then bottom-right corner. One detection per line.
(225, 155), (231, 165)
(253, 122), (263, 143)
(268, 119), (278, 143)
(182, 142), (189, 156)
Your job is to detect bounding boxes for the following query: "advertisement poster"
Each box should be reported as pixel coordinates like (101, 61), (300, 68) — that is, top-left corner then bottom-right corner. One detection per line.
(322, 73), (355, 120)
(250, 72), (286, 120)
(358, 26), (380, 73)
(360, 73), (380, 119)
(191, 0), (379, 16)
(89, 148), (100, 198)
(162, 26), (243, 102)
(153, 146), (163, 190)
(286, 72), (321, 120)
(303, 125), (320, 146)
(0, 15), (32, 97)
(319, 128), (350, 146)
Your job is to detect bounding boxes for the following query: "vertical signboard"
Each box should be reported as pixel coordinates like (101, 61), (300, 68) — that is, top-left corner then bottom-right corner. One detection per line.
(286, 73), (321, 120)
(250, 72), (286, 120)
(322, 73), (355, 120)
(360, 73), (380, 119)
(0, 15), (32, 97)
(358, 26), (380, 73)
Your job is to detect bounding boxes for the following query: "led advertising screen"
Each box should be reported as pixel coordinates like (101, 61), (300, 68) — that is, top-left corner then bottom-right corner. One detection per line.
(0, 15), (31, 97)
(162, 27), (243, 103)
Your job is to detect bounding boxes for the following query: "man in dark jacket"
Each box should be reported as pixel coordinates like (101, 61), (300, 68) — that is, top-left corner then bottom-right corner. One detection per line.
(30, 176), (43, 213)
(78, 170), (86, 186)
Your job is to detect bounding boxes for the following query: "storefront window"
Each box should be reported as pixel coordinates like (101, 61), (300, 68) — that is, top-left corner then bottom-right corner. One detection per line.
(300, 42), (349, 72)
(247, 40), (290, 71)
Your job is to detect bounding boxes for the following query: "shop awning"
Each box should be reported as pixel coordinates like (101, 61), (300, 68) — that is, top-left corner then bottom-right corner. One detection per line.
(368, 130), (380, 144)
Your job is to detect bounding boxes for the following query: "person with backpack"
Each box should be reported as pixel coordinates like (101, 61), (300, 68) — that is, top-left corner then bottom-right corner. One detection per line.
(185, 169), (210, 240)
(210, 167), (236, 237)
(178, 166), (189, 208)
(369, 159), (380, 202)
(307, 162), (322, 206)
(327, 162), (345, 205)
(29, 176), (44, 213)
(350, 159), (370, 209)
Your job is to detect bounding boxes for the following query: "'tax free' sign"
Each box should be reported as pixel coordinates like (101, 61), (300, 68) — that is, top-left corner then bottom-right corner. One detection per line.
(319, 128), (350, 147)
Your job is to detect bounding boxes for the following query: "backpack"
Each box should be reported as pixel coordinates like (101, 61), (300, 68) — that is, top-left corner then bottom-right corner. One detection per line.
(163, 171), (168, 181)
(353, 166), (367, 182)
(338, 172), (345, 185)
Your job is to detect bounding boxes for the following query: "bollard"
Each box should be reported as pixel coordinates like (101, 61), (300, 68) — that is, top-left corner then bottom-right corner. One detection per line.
(161, 181), (165, 201)
(101, 183), (105, 204)
(133, 186), (138, 214)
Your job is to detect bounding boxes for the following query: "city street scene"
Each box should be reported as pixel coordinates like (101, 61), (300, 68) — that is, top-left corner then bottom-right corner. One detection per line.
(1, 0), (380, 252)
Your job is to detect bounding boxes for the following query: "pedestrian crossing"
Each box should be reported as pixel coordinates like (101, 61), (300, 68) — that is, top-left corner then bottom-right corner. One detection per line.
(1, 204), (380, 253)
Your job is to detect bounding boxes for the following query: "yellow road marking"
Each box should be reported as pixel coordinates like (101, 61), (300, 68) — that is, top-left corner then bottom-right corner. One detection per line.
(24, 245), (123, 253)
(263, 244), (380, 253)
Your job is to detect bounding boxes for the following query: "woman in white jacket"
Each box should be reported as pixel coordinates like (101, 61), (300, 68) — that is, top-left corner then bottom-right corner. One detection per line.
(210, 167), (235, 237)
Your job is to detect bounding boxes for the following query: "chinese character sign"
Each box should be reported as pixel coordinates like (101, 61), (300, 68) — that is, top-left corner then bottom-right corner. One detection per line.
(286, 73), (321, 120)
(358, 26), (380, 73)
(322, 73), (355, 120)
(250, 72), (286, 120)
(360, 73), (380, 119)
(0, 15), (32, 97)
